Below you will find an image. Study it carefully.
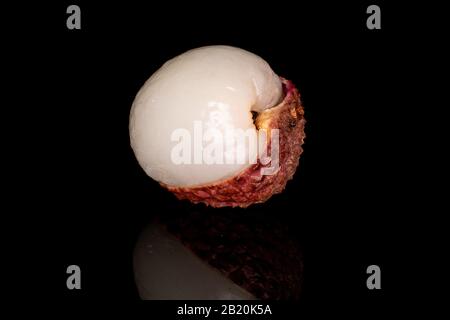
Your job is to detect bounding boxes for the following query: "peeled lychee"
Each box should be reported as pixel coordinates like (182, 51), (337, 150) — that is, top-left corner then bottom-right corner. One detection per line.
(129, 46), (305, 207)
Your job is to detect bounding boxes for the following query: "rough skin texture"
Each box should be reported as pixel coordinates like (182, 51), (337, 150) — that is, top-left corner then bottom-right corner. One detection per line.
(163, 78), (306, 208)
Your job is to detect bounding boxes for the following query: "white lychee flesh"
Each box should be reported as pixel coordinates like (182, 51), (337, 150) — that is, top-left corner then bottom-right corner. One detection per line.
(129, 45), (283, 187)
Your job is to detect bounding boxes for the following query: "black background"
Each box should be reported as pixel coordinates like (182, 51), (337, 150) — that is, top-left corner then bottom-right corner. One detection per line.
(9, 0), (425, 316)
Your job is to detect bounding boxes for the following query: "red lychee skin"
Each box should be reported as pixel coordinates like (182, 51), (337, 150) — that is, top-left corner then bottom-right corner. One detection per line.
(161, 78), (306, 208)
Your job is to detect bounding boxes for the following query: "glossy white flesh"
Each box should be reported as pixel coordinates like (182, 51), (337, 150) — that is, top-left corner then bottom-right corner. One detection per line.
(129, 46), (282, 186)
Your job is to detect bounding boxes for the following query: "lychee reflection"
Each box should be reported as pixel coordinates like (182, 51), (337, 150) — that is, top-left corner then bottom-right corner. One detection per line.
(133, 207), (303, 300)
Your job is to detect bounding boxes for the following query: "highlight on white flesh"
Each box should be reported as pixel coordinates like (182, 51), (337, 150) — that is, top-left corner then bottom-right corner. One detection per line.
(133, 223), (256, 300)
(129, 45), (283, 187)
